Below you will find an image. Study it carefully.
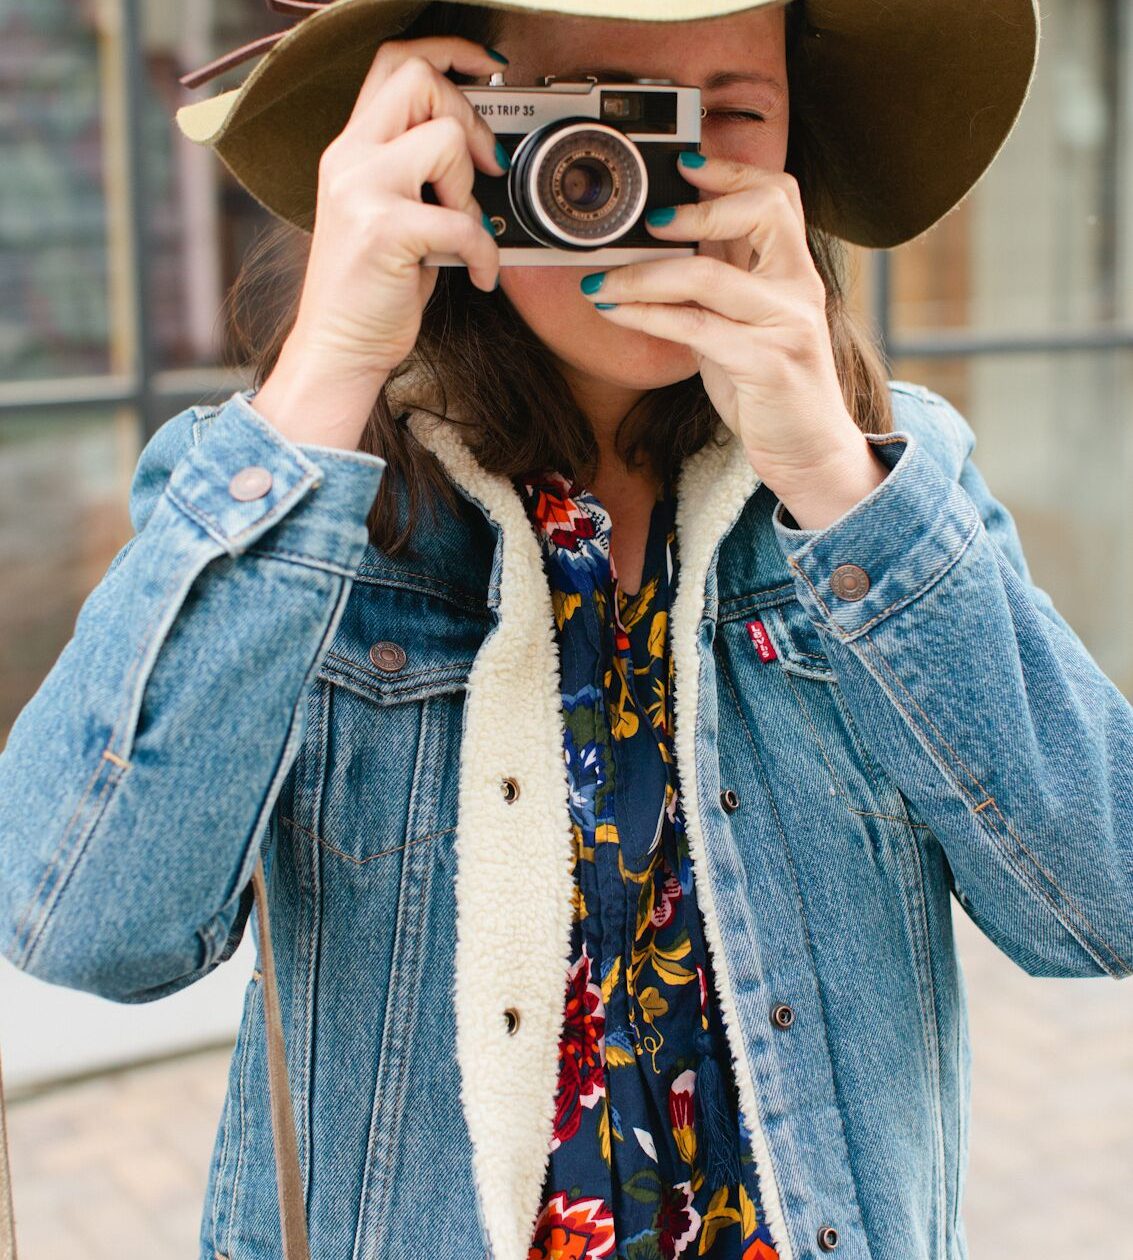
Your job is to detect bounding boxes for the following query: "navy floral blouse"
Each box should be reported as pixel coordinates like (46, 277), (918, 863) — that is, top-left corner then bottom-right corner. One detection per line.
(514, 467), (781, 1260)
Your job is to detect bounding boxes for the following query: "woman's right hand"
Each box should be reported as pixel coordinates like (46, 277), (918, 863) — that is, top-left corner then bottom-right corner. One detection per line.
(253, 36), (509, 451)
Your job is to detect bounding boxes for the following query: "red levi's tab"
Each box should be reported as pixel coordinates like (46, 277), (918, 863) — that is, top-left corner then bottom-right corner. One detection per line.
(746, 619), (778, 663)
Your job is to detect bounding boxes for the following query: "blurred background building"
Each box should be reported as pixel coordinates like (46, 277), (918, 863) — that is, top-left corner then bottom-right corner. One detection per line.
(0, 0), (1131, 1256)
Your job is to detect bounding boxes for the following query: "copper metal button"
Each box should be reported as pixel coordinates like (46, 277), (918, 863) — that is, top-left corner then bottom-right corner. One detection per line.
(228, 465), (273, 501)
(503, 1007), (521, 1034)
(829, 563), (870, 601)
(817, 1225), (841, 1251)
(369, 642), (407, 672)
(720, 788), (740, 813)
(771, 1003), (795, 1030)
(501, 777), (520, 804)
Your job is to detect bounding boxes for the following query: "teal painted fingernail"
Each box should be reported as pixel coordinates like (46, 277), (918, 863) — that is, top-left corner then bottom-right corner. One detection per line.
(482, 211), (495, 236)
(645, 205), (677, 226)
(678, 150), (707, 168)
(595, 303), (618, 310)
(485, 46), (509, 63)
(580, 271), (606, 295)
(494, 140), (511, 172)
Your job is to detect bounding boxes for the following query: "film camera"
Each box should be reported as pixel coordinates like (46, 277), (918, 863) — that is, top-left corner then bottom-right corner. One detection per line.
(422, 72), (703, 267)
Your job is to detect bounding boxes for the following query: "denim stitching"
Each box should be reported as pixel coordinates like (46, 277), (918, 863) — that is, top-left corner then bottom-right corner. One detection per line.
(353, 562), (496, 614)
(717, 581), (798, 623)
(321, 652), (474, 689)
(786, 510), (981, 642)
(772, 604), (830, 663)
(211, 992), (242, 1246)
(280, 815), (454, 864)
(243, 545), (367, 579)
(827, 677), (895, 797)
(225, 976), (259, 1255)
(11, 755), (108, 960)
(855, 632), (1132, 977)
(899, 791), (949, 1251)
(778, 667), (851, 804)
(165, 473), (316, 550)
(780, 660), (928, 829)
(16, 757), (122, 966)
(715, 648), (871, 1238)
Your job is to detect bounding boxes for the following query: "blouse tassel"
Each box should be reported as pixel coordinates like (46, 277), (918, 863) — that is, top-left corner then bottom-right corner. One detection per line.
(694, 1028), (741, 1193)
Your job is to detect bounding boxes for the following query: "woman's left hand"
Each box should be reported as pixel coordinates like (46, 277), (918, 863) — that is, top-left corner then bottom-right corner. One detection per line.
(577, 154), (890, 530)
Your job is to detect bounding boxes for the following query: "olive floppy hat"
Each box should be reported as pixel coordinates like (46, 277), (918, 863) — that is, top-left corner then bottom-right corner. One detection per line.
(176, 0), (1040, 250)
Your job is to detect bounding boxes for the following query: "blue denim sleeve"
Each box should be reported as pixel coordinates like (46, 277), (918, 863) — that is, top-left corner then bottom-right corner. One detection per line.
(769, 385), (1133, 980)
(0, 391), (387, 1001)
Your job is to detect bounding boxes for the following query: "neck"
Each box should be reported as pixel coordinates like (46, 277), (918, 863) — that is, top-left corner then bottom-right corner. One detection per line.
(556, 360), (654, 485)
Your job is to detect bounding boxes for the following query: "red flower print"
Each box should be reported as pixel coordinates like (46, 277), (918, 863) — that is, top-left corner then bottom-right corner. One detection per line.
(744, 1240), (780, 1260)
(655, 1180), (701, 1258)
(528, 1189), (616, 1260)
(525, 471), (599, 552)
(695, 962), (709, 1022)
(650, 865), (683, 929)
(668, 1068), (697, 1168)
(551, 944), (607, 1149)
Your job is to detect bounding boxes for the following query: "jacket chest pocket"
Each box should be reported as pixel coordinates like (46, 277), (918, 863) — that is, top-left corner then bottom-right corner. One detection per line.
(296, 582), (490, 873)
(726, 593), (906, 824)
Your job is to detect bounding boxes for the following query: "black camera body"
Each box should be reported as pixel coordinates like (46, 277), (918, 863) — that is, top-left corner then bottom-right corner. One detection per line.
(422, 73), (703, 267)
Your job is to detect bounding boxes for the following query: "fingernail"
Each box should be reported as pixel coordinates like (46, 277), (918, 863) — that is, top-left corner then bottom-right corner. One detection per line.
(485, 46), (509, 63)
(580, 271), (606, 295)
(495, 140), (511, 172)
(678, 150), (707, 168)
(645, 206), (677, 226)
(482, 211), (496, 236)
(595, 303), (618, 310)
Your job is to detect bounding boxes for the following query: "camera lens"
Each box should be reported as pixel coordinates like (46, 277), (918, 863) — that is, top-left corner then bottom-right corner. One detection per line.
(560, 158), (614, 211)
(509, 120), (649, 249)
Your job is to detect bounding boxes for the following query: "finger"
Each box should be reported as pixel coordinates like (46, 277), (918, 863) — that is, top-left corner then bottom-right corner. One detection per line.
(382, 197), (500, 293)
(649, 168), (810, 279)
(387, 119), (500, 287)
(378, 114), (478, 211)
(352, 35), (501, 118)
(589, 300), (753, 371)
(351, 43), (507, 179)
(577, 255), (781, 325)
(675, 156), (807, 234)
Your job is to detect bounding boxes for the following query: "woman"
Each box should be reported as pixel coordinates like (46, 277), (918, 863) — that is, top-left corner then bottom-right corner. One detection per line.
(2, 1), (1131, 1259)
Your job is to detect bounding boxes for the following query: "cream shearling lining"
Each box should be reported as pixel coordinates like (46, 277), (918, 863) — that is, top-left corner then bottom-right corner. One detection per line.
(404, 403), (794, 1260)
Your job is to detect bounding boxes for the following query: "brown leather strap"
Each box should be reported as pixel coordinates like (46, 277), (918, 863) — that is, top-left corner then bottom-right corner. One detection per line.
(0, 852), (309, 1260)
(180, 0), (332, 90)
(267, 0), (331, 14)
(0, 1038), (15, 1260)
(252, 853), (311, 1259)
(180, 32), (289, 89)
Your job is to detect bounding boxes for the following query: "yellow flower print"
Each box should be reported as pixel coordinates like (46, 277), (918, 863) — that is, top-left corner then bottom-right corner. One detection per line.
(699, 1186), (742, 1255)
(551, 587), (582, 631)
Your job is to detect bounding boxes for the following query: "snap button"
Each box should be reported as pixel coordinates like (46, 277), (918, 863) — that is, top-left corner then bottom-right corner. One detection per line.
(503, 1007), (520, 1034)
(369, 642), (407, 672)
(720, 788), (740, 813)
(829, 564), (869, 601)
(770, 1003), (795, 1029)
(228, 465), (273, 501)
(817, 1224), (840, 1251)
(501, 777), (520, 803)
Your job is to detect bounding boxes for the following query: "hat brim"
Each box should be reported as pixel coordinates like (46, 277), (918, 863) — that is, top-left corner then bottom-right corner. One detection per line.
(176, 0), (1039, 249)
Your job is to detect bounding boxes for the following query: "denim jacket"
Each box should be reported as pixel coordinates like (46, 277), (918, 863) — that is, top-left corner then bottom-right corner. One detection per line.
(2, 380), (1131, 1260)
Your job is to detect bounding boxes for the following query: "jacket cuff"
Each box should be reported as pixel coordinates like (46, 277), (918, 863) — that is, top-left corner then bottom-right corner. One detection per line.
(165, 392), (387, 566)
(771, 429), (982, 640)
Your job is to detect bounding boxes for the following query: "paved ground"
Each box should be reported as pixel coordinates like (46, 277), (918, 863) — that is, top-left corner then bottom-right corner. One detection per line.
(4, 908), (1132, 1259)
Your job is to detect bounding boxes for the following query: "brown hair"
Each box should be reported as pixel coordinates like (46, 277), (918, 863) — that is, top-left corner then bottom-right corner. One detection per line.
(227, 0), (893, 558)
